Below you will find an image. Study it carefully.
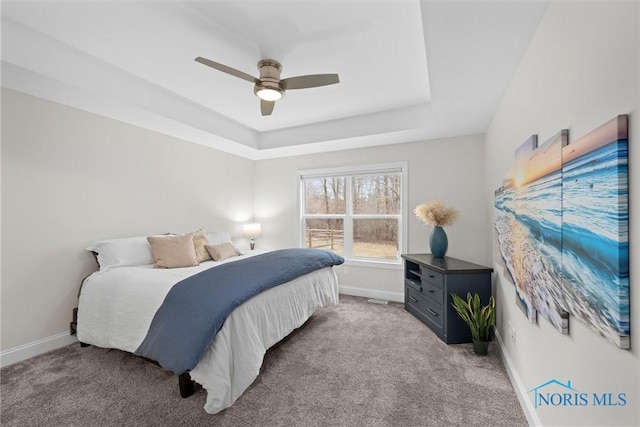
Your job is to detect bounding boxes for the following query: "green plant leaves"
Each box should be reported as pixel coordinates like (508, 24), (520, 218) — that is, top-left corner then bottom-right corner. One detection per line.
(450, 292), (496, 342)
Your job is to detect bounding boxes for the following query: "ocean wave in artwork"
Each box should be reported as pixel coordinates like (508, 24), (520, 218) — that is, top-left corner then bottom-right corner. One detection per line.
(494, 138), (629, 346)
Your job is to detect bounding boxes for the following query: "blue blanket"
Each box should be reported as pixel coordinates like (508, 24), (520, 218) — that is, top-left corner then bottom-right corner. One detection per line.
(134, 248), (344, 374)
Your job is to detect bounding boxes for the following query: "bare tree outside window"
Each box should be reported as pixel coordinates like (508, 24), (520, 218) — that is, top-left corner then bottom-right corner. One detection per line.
(302, 169), (403, 262)
(352, 175), (400, 214)
(304, 178), (345, 214)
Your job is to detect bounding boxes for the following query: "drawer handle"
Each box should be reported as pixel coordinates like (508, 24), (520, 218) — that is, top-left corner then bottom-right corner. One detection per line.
(429, 274), (436, 278)
(409, 296), (418, 302)
(427, 308), (438, 316)
(428, 289), (434, 293)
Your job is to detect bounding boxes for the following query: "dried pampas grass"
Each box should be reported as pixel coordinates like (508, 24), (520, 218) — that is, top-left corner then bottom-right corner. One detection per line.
(414, 199), (459, 227)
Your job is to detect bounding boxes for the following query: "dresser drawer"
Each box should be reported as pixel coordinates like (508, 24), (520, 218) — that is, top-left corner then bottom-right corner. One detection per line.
(405, 278), (422, 292)
(406, 287), (443, 331)
(422, 280), (444, 305)
(421, 269), (444, 288)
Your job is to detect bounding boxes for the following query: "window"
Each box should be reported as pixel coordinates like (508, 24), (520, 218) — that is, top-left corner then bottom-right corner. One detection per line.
(299, 163), (407, 266)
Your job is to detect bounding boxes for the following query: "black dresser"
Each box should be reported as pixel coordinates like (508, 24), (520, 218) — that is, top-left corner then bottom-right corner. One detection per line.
(402, 254), (493, 344)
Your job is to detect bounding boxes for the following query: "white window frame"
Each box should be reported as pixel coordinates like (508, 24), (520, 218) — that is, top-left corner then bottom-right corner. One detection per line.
(298, 162), (408, 269)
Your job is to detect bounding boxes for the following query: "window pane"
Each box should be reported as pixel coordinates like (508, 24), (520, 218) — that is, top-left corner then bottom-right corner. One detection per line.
(352, 174), (401, 214)
(304, 178), (345, 214)
(353, 218), (398, 259)
(304, 218), (344, 255)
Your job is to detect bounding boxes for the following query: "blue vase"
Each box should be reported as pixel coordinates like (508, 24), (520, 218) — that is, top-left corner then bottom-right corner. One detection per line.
(429, 226), (448, 258)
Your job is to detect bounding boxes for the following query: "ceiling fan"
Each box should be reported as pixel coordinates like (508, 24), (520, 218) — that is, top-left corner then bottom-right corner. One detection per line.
(195, 57), (339, 116)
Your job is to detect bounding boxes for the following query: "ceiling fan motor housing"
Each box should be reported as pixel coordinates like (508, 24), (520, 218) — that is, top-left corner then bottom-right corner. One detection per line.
(254, 60), (285, 100)
(258, 59), (282, 79)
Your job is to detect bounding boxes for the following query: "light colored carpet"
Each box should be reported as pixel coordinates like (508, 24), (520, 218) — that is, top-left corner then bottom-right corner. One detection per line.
(0, 295), (527, 426)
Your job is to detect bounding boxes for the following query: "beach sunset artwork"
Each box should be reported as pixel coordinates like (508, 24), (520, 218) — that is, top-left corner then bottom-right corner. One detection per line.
(494, 115), (630, 349)
(561, 115), (629, 349)
(495, 135), (538, 323)
(494, 188), (515, 287)
(495, 132), (569, 331)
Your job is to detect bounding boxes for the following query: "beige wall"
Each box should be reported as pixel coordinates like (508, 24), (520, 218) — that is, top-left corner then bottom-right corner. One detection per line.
(1, 89), (488, 355)
(254, 134), (489, 300)
(485, 1), (639, 425)
(1, 89), (254, 351)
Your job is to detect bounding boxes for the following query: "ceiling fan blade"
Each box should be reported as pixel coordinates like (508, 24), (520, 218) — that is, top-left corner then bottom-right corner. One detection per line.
(281, 74), (339, 90)
(261, 99), (275, 116)
(194, 57), (259, 84)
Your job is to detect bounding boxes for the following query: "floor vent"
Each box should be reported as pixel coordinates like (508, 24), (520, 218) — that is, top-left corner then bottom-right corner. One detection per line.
(367, 298), (388, 305)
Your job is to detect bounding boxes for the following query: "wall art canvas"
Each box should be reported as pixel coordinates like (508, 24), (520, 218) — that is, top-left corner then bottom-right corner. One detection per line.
(495, 132), (569, 331)
(494, 188), (515, 287)
(561, 115), (629, 349)
(494, 115), (630, 348)
(494, 135), (539, 324)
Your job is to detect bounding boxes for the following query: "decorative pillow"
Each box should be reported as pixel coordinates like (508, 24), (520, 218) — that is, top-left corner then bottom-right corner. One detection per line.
(206, 231), (232, 245)
(205, 243), (242, 261)
(191, 229), (211, 263)
(86, 236), (154, 271)
(147, 234), (199, 268)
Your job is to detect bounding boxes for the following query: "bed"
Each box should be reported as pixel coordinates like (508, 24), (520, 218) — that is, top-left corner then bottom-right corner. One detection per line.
(77, 231), (342, 414)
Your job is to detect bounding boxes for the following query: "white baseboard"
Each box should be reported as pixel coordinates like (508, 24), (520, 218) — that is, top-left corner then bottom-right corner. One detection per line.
(339, 286), (404, 303)
(494, 328), (540, 426)
(0, 331), (78, 368)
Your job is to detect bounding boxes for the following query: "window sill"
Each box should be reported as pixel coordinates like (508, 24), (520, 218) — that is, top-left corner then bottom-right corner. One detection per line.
(343, 259), (403, 270)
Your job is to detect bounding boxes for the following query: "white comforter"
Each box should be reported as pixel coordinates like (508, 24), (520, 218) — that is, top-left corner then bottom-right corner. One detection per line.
(77, 252), (339, 414)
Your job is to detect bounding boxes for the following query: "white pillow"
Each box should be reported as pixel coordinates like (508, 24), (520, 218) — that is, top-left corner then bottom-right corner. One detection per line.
(206, 231), (232, 245)
(87, 236), (155, 270)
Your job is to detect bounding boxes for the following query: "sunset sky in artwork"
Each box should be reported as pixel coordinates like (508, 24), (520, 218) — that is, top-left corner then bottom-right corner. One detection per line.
(509, 131), (567, 188)
(563, 115), (628, 165)
(506, 116), (627, 189)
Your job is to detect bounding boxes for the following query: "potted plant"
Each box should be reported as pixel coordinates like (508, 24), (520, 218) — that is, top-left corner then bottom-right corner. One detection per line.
(450, 292), (496, 355)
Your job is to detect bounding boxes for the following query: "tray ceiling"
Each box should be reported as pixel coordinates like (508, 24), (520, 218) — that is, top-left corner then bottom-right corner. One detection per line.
(1, 1), (548, 159)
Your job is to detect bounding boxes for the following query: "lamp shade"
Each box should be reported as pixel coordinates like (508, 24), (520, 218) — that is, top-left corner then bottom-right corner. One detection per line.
(243, 223), (262, 238)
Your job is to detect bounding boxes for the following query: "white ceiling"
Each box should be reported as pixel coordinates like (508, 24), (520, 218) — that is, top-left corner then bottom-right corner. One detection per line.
(1, 0), (549, 160)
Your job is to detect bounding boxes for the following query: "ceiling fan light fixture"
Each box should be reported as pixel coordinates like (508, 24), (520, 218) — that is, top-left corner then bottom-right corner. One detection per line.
(254, 82), (284, 101)
(195, 56), (339, 115)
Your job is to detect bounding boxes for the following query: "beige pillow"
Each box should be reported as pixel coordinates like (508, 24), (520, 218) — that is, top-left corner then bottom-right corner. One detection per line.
(205, 243), (241, 261)
(191, 228), (211, 263)
(147, 234), (198, 268)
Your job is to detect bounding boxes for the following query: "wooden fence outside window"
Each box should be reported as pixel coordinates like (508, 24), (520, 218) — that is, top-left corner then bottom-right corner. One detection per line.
(306, 228), (344, 250)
